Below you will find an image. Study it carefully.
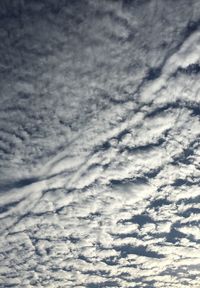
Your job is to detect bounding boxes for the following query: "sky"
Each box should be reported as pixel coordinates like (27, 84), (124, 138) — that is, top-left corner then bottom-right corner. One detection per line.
(0, 0), (200, 287)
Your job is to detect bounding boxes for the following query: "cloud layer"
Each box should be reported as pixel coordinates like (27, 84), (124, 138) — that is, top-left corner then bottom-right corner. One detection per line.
(0, 0), (200, 287)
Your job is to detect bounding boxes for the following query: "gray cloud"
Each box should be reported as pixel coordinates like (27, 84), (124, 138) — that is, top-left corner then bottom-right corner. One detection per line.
(0, 0), (200, 287)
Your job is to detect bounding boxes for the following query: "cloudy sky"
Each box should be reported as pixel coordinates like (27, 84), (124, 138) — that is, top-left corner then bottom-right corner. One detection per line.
(0, 0), (200, 287)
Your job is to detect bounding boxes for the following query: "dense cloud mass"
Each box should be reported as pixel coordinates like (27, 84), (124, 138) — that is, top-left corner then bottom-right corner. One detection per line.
(0, 0), (200, 287)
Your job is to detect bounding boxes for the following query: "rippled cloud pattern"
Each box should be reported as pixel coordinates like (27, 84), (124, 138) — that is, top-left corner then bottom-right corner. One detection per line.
(0, 0), (200, 287)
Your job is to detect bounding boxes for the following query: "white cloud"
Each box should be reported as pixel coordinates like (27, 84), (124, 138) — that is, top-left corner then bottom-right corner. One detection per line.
(0, 0), (200, 287)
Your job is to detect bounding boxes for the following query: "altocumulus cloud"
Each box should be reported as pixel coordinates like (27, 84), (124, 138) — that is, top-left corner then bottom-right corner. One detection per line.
(0, 0), (200, 287)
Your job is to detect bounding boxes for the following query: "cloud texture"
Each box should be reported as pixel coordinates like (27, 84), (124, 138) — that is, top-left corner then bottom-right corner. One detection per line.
(0, 0), (200, 287)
